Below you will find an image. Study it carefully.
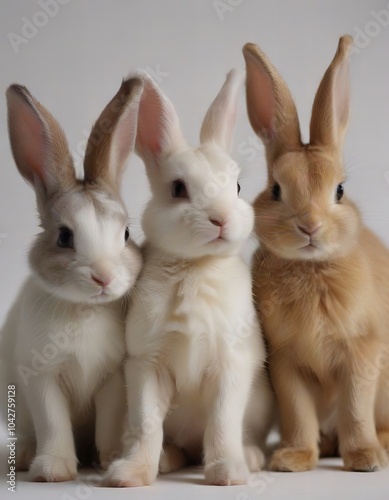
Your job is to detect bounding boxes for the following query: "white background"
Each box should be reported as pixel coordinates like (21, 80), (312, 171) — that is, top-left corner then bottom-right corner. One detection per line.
(1, 0), (389, 498)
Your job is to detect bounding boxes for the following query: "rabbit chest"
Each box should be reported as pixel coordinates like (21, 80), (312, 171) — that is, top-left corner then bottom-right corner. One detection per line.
(131, 255), (257, 390)
(16, 279), (125, 406)
(256, 257), (372, 382)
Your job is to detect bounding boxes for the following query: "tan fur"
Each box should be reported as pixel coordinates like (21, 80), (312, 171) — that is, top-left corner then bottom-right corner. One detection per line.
(244, 36), (389, 472)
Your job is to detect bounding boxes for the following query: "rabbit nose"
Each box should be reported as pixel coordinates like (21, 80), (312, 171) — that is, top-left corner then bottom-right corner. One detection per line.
(91, 274), (112, 288)
(298, 222), (322, 237)
(209, 218), (223, 227)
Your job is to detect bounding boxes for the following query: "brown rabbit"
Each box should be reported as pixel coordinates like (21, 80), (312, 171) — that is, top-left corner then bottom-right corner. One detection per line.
(243, 35), (389, 472)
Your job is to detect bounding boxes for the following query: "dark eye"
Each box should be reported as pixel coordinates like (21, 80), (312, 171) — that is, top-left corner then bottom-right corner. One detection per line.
(237, 183), (241, 195)
(271, 183), (281, 201)
(125, 227), (130, 242)
(336, 184), (344, 202)
(172, 180), (188, 199)
(57, 227), (74, 249)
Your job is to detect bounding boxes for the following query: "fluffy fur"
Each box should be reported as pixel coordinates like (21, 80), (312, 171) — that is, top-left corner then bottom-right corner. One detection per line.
(0, 78), (143, 481)
(104, 70), (274, 487)
(244, 35), (389, 472)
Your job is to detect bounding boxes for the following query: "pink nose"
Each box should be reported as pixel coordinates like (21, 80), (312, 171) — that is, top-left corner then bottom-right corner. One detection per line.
(298, 223), (322, 237)
(210, 218), (223, 227)
(91, 275), (112, 288)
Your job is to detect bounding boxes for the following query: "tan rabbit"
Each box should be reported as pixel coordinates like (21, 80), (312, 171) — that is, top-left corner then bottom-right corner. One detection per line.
(243, 35), (389, 472)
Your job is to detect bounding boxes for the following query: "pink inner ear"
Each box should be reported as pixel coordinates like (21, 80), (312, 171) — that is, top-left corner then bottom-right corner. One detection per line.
(225, 106), (237, 148)
(136, 85), (165, 157)
(111, 103), (138, 173)
(22, 107), (46, 181)
(11, 95), (47, 184)
(333, 62), (349, 137)
(246, 61), (276, 138)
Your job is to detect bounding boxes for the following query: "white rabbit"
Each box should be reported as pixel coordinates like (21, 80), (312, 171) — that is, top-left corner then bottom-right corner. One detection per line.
(104, 70), (274, 487)
(0, 77), (143, 481)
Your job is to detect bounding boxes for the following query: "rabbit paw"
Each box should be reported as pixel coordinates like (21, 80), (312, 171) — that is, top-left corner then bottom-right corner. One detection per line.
(28, 454), (77, 482)
(244, 444), (265, 471)
(343, 446), (388, 472)
(205, 459), (249, 486)
(103, 458), (157, 487)
(159, 444), (187, 474)
(269, 447), (318, 472)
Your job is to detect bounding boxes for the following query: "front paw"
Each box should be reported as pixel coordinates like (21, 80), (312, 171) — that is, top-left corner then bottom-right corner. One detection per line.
(28, 454), (77, 482)
(103, 458), (157, 487)
(343, 446), (388, 472)
(269, 447), (318, 472)
(205, 459), (249, 486)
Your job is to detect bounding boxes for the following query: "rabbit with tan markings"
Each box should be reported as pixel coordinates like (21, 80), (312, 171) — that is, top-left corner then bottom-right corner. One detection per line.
(244, 35), (389, 472)
(104, 70), (274, 487)
(0, 77), (143, 481)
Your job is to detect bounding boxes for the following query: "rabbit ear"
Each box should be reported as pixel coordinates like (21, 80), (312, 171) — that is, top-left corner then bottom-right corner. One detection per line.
(6, 85), (75, 196)
(200, 69), (244, 152)
(135, 71), (186, 163)
(309, 35), (353, 150)
(243, 43), (302, 158)
(84, 76), (143, 191)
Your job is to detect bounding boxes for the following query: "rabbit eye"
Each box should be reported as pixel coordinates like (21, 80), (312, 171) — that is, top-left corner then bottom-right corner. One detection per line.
(125, 227), (130, 242)
(57, 227), (74, 249)
(271, 183), (281, 201)
(336, 184), (344, 202)
(237, 183), (241, 195)
(172, 180), (189, 199)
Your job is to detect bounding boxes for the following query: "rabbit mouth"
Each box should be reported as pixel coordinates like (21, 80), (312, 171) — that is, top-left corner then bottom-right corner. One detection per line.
(210, 235), (227, 244)
(90, 288), (113, 301)
(89, 291), (116, 304)
(299, 241), (322, 254)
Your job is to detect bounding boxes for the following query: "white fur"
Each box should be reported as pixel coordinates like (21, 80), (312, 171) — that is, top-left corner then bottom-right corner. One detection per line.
(105, 70), (274, 487)
(1, 278), (126, 479)
(0, 81), (143, 481)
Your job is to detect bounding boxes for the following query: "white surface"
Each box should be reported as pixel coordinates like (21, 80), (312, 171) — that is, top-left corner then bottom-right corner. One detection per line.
(1, 0), (389, 498)
(2, 462), (389, 500)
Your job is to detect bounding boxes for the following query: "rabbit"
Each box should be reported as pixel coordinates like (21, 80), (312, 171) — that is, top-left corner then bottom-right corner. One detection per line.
(243, 34), (389, 472)
(0, 76), (144, 482)
(103, 69), (274, 488)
